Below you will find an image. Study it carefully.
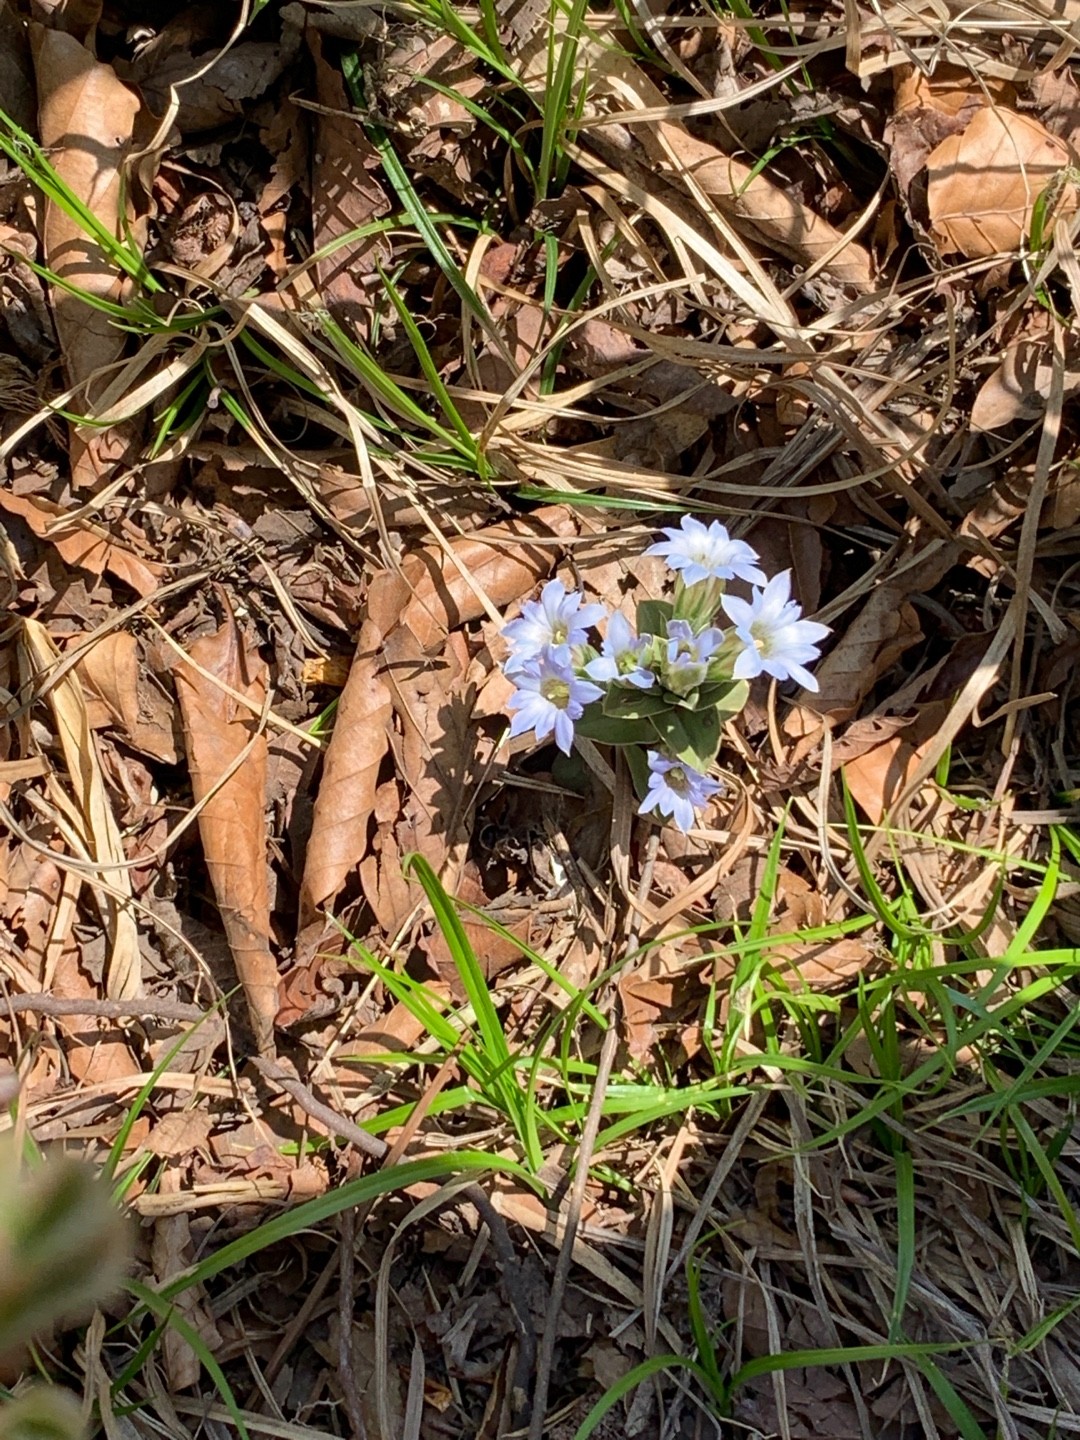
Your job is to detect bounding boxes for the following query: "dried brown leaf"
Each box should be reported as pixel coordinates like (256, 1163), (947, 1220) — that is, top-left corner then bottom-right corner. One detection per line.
(380, 626), (474, 900)
(151, 1171), (223, 1390)
(0, 488), (161, 596)
(785, 543), (958, 739)
(648, 123), (874, 290)
(886, 63), (1016, 199)
(173, 617), (277, 1054)
(971, 336), (1080, 431)
(298, 618), (393, 928)
(399, 504), (579, 652)
(307, 29), (390, 323)
(32, 26), (142, 488)
(71, 631), (179, 763)
(927, 107), (1077, 258)
(843, 701), (954, 823)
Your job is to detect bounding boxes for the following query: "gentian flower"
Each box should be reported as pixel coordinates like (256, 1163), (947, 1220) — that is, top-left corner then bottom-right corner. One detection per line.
(647, 516), (766, 587)
(506, 645), (603, 754)
(663, 619), (725, 696)
(638, 750), (723, 833)
(585, 611), (654, 689)
(721, 570), (830, 692)
(502, 579), (606, 667)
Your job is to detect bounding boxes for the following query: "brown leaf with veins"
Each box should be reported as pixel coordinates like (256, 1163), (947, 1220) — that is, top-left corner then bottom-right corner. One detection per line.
(785, 543), (959, 745)
(399, 504), (579, 651)
(174, 617), (277, 1054)
(0, 490), (161, 595)
(927, 107), (1077, 259)
(70, 631), (178, 763)
(298, 617), (394, 930)
(307, 29), (390, 325)
(32, 26), (142, 488)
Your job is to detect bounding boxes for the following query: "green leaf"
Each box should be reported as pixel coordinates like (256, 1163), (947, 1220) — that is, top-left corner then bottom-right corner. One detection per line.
(601, 687), (671, 720)
(649, 707), (721, 770)
(625, 743), (651, 798)
(573, 711), (657, 746)
(636, 599), (673, 637)
(697, 678), (750, 716)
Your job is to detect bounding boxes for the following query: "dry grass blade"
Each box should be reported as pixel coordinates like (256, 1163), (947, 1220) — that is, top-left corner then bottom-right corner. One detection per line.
(18, 617), (140, 1000)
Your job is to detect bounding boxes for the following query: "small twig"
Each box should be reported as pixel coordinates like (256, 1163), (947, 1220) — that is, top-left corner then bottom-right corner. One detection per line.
(249, 1057), (388, 1160)
(338, 1207), (368, 1440)
(529, 1022), (620, 1440)
(255, 1053), (536, 1423)
(3, 994), (208, 1022)
(262, 1251), (338, 1389)
(467, 1185), (537, 1428)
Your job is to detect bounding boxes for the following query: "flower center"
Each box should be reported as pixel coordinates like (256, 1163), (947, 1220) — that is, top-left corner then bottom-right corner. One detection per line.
(550, 621), (568, 644)
(750, 621), (775, 658)
(541, 677), (571, 709)
(666, 766), (689, 795)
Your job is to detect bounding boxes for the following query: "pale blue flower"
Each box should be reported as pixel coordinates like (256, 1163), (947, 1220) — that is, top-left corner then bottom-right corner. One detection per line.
(502, 579), (606, 667)
(721, 570), (830, 692)
(646, 516), (766, 587)
(506, 645), (603, 754)
(585, 611), (654, 689)
(638, 750), (723, 833)
(663, 619), (725, 696)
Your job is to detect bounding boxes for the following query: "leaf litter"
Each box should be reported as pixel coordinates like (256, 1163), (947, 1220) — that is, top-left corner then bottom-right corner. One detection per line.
(1, 0), (1080, 1437)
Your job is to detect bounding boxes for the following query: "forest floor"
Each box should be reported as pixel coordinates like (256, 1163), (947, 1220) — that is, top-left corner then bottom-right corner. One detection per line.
(2, 0), (1080, 1436)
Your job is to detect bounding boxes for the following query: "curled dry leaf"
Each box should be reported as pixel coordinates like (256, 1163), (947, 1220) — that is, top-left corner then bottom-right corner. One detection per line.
(647, 124), (874, 291)
(70, 630), (178, 763)
(971, 336), (1080, 431)
(298, 617), (394, 930)
(927, 107), (1077, 258)
(32, 26), (144, 488)
(886, 63), (1016, 200)
(173, 617), (277, 1055)
(0, 490), (161, 596)
(517, 24), (873, 291)
(18, 618), (141, 1000)
(150, 1170), (223, 1390)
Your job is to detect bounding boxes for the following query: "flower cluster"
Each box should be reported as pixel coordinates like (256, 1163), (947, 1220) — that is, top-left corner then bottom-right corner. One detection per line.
(500, 516), (830, 833)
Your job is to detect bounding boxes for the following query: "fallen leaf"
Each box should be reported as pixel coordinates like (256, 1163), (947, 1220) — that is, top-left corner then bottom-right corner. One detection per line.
(32, 26), (143, 488)
(0, 491), (161, 595)
(298, 618), (393, 929)
(843, 700), (953, 823)
(927, 107), (1078, 259)
(70, 631), (179, 764)
(129, 7), (302, 135)
(173, 616), (278, 1054)
(886, 63), (1016, 199)
(147, 1110), (214, 1158)
(1029, 66), (1080, 154)
(369, 627), (475, 927)
(0, 0), (35, 133)
(971, 335), (1080, 431)
(785, 542), (958, 743)
(307, 29), (390, 324)
(644, 123), (874, 290)
(399, 504), (580, 652)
